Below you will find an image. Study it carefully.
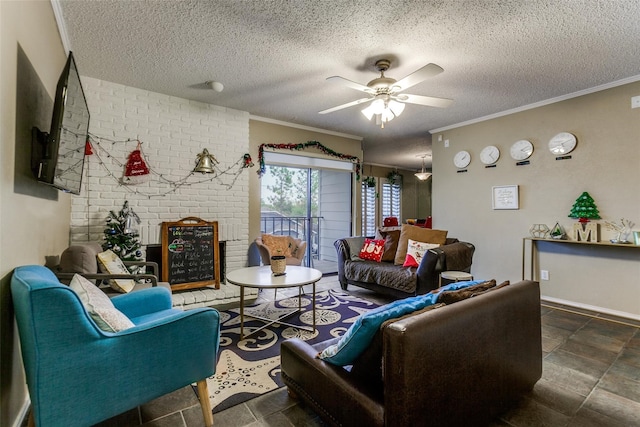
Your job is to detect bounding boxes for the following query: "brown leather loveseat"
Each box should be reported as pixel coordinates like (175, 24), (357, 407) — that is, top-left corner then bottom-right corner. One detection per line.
(281, 280), (542, 426)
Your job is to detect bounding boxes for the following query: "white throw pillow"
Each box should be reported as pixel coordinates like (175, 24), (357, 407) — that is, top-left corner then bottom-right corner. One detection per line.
(96, 249), (136, 293)
(70, 274), (134, 332)
(402, 239), (440, 268)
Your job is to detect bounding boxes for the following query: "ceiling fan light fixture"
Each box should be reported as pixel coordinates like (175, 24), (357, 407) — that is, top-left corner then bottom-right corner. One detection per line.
(361, 104), (376, 120)
(371, 98), (386, 115)
(388, 100), (405, 117)
(381, 108), (395, 123)
(321, 59), (452, 129)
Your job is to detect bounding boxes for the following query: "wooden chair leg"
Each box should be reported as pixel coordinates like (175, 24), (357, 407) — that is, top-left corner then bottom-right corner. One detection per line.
(196, 379), (214, 426)
(28, 411), (35, 427)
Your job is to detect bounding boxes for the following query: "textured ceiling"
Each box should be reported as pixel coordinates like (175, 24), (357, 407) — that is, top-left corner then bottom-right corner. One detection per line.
(56, 0), (640, 171)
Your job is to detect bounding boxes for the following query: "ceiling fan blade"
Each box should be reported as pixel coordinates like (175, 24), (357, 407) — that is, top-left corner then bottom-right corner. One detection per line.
(393, 63), (444, 91)
(396, 93), (453, 108)
(326, 76), (374, 93)
(319, 97), (373, 114)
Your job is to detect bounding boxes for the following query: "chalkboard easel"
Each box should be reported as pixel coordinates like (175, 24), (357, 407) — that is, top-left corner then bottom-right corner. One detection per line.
(161, 217), (220, 291)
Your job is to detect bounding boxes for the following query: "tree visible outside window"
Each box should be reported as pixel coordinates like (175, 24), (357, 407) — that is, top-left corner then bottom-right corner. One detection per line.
(261, 166), (318, 217)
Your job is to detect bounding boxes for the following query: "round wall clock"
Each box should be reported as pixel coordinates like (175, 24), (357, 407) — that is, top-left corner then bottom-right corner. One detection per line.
(510, 139), (534, 161)
(480, 145), (500, 165)
(548, 132), (577, 155)
(453, 150), (471, 168)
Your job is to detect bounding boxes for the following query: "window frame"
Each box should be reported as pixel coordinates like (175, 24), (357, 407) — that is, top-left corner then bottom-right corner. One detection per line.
(361, 176), (401, 236)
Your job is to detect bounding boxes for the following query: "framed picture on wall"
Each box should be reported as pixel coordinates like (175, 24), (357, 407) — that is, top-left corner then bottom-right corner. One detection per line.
(492, 185), (519, 210)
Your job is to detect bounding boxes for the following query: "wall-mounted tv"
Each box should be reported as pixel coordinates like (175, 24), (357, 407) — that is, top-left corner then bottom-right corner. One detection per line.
(31, 51), (89, 195)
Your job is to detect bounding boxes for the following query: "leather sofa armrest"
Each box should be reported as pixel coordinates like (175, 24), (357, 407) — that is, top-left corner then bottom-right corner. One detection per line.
(281, 339), (384, 427)
(415, 248), (445, 293)
(334, 239), (350, 289)
(415, 241), (475, 294)
(381, 280), (540, 426)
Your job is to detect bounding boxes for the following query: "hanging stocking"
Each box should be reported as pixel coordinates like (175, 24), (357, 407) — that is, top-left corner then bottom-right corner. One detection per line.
(122, 141), (150, 185)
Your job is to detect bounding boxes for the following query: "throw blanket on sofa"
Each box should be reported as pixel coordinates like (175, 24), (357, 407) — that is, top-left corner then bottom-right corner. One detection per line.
(344, 260), (418, 293)
(441, 242), (475, 271)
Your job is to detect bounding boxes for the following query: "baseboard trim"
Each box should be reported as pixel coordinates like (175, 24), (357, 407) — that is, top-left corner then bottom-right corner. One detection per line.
(13, 396), (30, 427)
(541, 295), (640, 324)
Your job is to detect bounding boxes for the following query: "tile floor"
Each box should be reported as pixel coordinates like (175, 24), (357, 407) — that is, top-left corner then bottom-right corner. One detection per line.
(47, 276), (640, 426)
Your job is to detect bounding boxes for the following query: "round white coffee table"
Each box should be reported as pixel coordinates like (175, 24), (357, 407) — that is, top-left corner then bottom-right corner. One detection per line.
(226, 266), (322, 339)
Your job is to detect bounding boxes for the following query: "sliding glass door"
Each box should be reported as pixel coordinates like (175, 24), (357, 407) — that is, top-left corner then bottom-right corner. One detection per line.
(260, 154), (353, 274)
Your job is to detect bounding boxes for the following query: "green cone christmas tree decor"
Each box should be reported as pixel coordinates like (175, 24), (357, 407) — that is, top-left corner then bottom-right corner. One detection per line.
(568, 192), (601, 223)
(103, 201), (143, 272)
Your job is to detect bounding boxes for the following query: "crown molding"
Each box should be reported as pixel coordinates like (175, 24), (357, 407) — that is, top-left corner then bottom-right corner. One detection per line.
(50, 1), (71, 53)
(250, 115), (363, 141)
(430, 74), (640, 133)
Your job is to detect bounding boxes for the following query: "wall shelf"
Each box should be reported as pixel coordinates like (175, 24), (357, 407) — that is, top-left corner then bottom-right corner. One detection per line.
(522, 237), (640, 280)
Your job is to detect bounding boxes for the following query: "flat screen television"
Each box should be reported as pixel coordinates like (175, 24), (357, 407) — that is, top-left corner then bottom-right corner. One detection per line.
(31, 51), (89, 195)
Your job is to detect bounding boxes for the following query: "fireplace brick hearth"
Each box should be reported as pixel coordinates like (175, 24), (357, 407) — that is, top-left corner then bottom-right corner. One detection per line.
(146, 242), (257, 309)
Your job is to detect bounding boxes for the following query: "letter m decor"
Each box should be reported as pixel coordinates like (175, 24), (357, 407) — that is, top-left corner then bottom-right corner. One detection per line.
(572, 223), (599, 242)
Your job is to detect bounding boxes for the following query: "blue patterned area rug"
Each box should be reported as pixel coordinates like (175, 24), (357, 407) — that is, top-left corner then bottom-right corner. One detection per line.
(205, 289), (379, 413)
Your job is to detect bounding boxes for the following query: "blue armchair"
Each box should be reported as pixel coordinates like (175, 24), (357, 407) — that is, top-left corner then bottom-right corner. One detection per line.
(11, 265), (220, 427)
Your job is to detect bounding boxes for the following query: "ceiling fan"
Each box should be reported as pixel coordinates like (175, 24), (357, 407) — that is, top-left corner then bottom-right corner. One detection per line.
(319, 59), (453, 127)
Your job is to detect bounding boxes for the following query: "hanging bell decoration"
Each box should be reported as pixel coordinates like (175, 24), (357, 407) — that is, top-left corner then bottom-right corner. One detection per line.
(194, 148), (218, 173)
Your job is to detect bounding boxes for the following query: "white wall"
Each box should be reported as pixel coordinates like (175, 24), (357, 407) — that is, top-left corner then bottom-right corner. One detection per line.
(432, 81), (640, 318)
(1, 2), (69, 426)
(72, 78), (251, 273)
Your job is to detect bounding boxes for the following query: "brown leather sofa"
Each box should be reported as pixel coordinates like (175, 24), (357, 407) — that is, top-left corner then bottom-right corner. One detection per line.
(281, 280), (542, 427)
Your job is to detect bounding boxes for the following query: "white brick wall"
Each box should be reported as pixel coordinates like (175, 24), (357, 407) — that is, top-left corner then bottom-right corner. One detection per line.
(71, 77), (251, 277)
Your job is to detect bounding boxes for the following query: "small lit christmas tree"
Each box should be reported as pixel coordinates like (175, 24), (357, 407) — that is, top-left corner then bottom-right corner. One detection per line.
(568, 192), (601, 223)
(103, 201), (143, 271)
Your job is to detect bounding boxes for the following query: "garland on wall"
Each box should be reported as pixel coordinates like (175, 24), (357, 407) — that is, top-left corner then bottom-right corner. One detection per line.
(84, 133), (254, 198)
(257, 141), (361, 180)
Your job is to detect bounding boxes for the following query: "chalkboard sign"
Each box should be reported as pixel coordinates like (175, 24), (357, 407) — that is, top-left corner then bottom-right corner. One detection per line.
(161, 217), (220, 291)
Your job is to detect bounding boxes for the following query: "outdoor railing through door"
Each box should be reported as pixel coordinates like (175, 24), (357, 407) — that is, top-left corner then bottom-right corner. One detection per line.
(259, 216), (322, 267)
